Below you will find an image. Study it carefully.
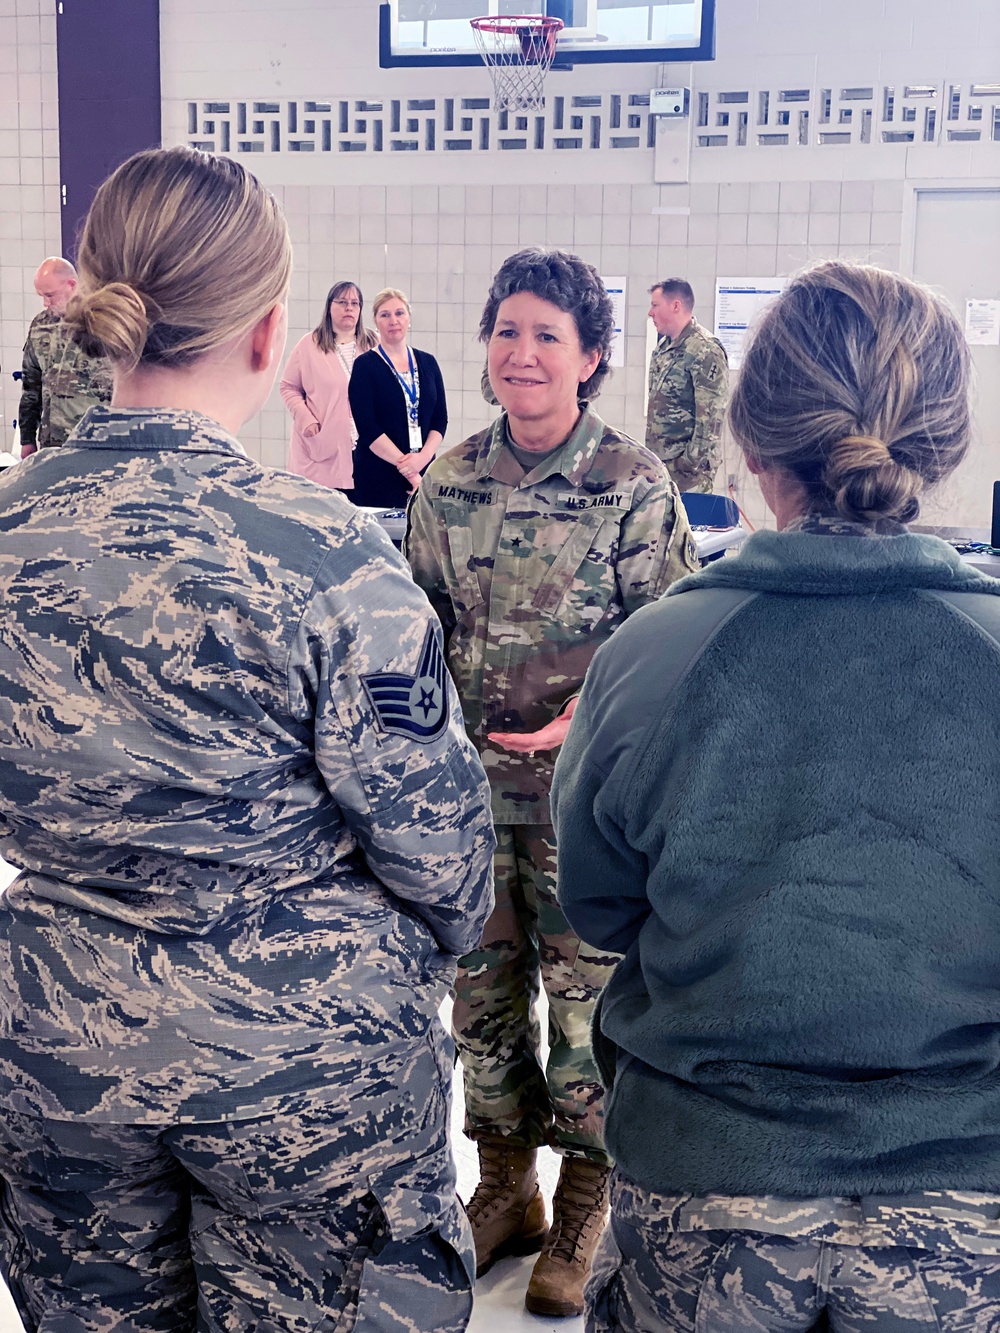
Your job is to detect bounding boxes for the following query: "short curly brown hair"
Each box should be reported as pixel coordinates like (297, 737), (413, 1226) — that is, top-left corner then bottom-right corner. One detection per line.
(479, 247), (615, 400)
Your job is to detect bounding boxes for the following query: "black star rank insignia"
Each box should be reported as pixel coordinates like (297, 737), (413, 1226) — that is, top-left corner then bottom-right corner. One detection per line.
(361, 624), (449, 743)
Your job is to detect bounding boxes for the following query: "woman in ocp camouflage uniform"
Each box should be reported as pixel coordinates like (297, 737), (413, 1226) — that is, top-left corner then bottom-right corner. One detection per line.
(405, 248), (697, 1318)
(0, 147), (495, 1333)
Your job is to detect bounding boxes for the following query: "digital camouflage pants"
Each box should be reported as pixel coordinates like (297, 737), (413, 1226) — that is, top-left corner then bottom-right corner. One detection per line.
(452, 822), (617, 1165)
(0, 1030), (474, 1333)
(587, 1174), (1000, 1332)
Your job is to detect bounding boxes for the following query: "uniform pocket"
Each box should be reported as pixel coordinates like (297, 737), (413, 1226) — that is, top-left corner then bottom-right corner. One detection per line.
(350, 1143), (475, 1333)
(531, 515), (620, 631)
(585, 1223), (627, 1332)
(440, 517), (485, 616)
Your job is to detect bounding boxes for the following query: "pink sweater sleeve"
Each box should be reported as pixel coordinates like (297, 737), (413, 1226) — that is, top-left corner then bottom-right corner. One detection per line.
(280, 342), (319, 435)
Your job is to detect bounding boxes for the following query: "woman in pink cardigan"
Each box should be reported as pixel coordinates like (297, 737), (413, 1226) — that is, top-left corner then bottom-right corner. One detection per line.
(280, 281), (376, 494)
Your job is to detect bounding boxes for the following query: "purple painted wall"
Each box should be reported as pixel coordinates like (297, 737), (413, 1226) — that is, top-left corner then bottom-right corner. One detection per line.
(57, 0), (161, 260)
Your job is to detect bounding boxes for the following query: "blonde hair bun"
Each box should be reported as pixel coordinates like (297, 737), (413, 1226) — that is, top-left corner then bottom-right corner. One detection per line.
(823, 434), (923, 524)
(69, 145), (291, 373)
(66, 283), (152, 372)
(729, 261), (971, 526)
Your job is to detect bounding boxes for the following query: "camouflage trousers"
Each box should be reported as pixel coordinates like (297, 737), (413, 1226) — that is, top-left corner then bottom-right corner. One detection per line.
(587, 1173), (1000, 1332)
(0, 1028), (474, 1333)
(452, 822), (616, 1165)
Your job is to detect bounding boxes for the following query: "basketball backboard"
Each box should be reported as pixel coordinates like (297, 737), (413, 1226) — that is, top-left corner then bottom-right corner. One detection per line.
(379, 0), (716, 68)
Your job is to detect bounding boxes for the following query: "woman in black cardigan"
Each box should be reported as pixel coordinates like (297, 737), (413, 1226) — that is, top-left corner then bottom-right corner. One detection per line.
(348, 287), (447, 508)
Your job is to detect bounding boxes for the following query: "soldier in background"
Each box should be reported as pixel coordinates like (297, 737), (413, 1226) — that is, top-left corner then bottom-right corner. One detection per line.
(18, 258), (66, 454)
(645, 278), (729, 492)
(406, 248), (696, 1319)
(19, 256), (113, 457)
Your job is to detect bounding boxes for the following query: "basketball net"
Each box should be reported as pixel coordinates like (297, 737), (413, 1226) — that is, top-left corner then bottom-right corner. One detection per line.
(470, 15), (564, 113)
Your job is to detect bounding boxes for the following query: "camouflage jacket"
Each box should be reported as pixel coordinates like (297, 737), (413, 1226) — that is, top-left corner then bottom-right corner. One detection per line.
(404, 405), (697, 824)
(0, 406), (495, 1123)
(645, 318), (729, 492)
(40, 319), (114, 446)
(18, 308), (59, 446)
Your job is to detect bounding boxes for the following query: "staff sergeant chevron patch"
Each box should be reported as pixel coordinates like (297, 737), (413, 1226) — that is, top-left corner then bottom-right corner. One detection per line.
(361, 624), (449, 742)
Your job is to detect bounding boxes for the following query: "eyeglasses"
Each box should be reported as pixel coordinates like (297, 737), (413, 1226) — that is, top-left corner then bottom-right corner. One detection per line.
(332, 300), (361, 310)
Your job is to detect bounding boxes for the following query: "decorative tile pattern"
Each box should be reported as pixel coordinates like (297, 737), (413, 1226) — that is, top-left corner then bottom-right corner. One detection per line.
(945, 81), (1000, 143)
(181, 82), (999, 158)
(698, 80), (1000, 149)
(182, 93), (663, 156)
(180, 93), (652, 156)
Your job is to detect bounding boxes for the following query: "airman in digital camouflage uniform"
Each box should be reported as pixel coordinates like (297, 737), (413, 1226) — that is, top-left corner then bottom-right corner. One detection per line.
(0, 406), (495, 1333)
(645, 278), (729, 493)
(588, 1181), (1000, 1331)
(0, 146), (495, 1333)
(406, 247), (697, 1319)
(19, 257), (113, 454)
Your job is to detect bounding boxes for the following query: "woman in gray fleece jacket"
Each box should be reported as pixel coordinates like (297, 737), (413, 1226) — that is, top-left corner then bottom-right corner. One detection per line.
(553, 260), (1000, 1332)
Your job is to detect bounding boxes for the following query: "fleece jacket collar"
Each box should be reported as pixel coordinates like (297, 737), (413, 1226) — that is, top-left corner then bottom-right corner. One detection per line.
(669, 528), (1000, 599)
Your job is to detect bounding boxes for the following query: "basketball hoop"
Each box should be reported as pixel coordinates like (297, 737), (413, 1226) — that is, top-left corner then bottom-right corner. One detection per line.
(470, 14), (564, 113)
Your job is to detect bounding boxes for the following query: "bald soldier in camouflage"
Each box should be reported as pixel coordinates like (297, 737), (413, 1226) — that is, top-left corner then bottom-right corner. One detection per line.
(406, 247), (697, 1318)
(645, 278), (729, 493)
(19, 257), (113, 455)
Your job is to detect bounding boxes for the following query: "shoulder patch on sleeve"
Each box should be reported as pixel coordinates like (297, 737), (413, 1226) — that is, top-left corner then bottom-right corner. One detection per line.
(361, 624), (449, 743)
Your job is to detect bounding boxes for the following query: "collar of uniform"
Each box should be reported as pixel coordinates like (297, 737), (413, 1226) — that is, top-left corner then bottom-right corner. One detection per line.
(668, 317), (698, 349)
(475, 405), (606, 487)
(70, 405), (248, 457)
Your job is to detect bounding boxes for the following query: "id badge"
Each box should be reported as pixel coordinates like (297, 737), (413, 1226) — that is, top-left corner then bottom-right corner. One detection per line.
(408, 419), (422, 453)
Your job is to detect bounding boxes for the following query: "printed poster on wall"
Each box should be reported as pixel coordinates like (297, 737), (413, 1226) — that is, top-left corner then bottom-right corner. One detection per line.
(714, 279), (785, 369)
(965, 299), (1000, 346)
(602, 276), (627, 368)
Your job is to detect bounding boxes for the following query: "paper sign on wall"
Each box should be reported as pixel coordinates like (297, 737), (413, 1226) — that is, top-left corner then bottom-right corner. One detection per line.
(965, 299), (1000, 346)
(602, 276), (627, 368)
(714, 279), (784, 369)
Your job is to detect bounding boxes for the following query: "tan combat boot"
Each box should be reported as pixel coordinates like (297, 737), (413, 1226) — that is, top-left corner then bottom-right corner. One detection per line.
(524, 1156), (611, 1317)
(466, 1141), (548, 1277)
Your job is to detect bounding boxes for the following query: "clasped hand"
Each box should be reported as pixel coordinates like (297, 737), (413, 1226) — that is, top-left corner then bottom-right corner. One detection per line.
(396, 446), (434, 491)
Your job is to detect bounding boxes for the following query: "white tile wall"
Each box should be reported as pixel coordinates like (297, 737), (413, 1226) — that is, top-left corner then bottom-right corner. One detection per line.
(155, 0), (998, 531)
(0, 0), (994, 530)
(0, 0), (60, 452)
(232, 161), (918, 535)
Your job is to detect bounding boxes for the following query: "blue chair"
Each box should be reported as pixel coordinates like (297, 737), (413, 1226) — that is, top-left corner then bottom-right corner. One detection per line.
(680, 491), (740, 528)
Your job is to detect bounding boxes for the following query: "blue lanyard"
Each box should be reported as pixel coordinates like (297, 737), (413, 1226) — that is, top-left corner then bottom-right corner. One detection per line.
(378, 344), (420, 422)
